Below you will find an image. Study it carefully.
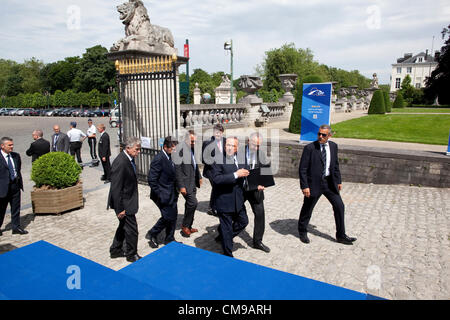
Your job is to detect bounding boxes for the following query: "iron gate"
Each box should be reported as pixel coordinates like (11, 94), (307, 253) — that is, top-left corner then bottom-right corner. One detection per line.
(115, 55), (179, 183)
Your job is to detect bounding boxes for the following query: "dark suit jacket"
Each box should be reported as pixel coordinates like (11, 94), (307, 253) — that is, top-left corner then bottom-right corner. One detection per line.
(0, 152), (23, 198)
(210, 154), (246, 213)
(175, 144), (202, 193)
(148, 151), (178, 207)
(299, 140), (342, 197)
(202, 136), (226, 180)
(244, 145), (271, 204)
(51, 133), (70, 153)
(107, 151), (139, 215)
(98, 132), (111, 158)
(26, 138), (50, 162)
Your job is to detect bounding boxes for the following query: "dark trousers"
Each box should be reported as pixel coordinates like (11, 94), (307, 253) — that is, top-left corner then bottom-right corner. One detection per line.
(218, 206), (249, 257)
(298, 177), (346, 238)
(88, 138), (97, 159)
(149, 202), (178, 243)
(110, 214), (138, 257)
(101, 157), (111, 180)
(244, 190), (265, 244)
(70, 142), (82, 163)
(182, 188), (198, 228)
(0, 180), (21, 231)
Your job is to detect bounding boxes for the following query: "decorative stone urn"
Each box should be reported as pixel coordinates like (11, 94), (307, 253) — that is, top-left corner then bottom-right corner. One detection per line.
(238, 75), (263, 104)
(278, 74), (298, 103)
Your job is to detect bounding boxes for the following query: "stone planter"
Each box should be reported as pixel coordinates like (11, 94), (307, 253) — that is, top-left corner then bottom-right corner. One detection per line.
(31, 182), (84, 215)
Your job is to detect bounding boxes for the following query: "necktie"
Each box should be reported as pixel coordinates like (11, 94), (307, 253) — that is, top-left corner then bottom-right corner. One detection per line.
(191, 151), (197, 170)
(7, 154), (16, 180)
(321, 144), (327, 177)
(54, 135), (59, 151)
(131, 158), (136, 173)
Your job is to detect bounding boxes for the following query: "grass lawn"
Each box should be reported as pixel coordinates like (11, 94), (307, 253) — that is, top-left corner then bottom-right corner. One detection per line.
(332, 114), (450, 145)
(391, 108), (450, 113)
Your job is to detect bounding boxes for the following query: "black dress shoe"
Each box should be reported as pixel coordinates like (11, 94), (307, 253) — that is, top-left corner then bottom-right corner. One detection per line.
(336, 235), (356, 245)
(110, 250), (125, 258)
(126, 254), (142, 262)
(253, 242), (270, 253)
(148, 236), (159, 249)
(12, 228), (28, 235)
(299, 233), (310, 244)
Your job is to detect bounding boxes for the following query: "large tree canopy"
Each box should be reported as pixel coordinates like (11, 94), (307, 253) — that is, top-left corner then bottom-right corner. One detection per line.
(425, 25), (450, 104)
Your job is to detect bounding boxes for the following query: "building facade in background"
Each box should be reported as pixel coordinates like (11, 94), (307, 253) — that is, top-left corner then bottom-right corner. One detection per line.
(390, 51), (439, 92)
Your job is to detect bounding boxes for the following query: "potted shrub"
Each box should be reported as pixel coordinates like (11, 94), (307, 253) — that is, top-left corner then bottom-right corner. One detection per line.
(30, 152), (83, 214)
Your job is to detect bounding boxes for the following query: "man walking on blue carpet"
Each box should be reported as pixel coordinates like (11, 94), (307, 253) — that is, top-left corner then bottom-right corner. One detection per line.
(211, 137), (249, 257)
(298, 124), (357, 245)
(146, 136), (180, 248)
(108, 137), (142, 262)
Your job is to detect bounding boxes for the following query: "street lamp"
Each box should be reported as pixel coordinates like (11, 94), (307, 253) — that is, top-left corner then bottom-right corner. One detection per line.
(224, 40), (233, 104)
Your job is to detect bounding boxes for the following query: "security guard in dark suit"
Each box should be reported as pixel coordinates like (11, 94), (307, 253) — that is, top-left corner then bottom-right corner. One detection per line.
(0, 137), (28, 235)
(25, 130), (50, 162)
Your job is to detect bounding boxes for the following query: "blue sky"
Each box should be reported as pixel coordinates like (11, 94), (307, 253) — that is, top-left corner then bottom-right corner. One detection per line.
(1, 0), (448, 86)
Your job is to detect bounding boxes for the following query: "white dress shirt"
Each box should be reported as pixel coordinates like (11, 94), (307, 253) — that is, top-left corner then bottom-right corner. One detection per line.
(321, 143), (331, 177)
(87, 125), (96, 138)
(67, 128), (87, 142)
(1, 150), (16, 178)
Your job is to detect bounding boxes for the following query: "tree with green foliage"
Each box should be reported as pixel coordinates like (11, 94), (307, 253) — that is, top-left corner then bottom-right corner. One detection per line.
(382, 91), (391, 113)
(73, 45), (115, 93)
(288, 75), (323, 134)
(41, 57), (81, 93)
(425, 25), (450, 105)
(392, 92), (405, 108)
(368, 90), (386, 114)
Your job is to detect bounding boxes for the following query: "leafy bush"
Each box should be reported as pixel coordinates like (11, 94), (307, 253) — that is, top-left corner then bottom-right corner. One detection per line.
(393, 92), (405, 108)
(31, 152), (82, 189)
(368, 90), (386, 114)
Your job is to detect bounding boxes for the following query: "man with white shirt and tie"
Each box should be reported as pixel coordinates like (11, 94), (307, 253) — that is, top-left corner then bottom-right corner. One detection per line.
(0, 137), (28, 236)
(51, 125), (70, 153)
(210, 137), (249, 257)
(86, 119), (98, 160)
(298, 124), (357, 245)
(175, 130), (202, 238)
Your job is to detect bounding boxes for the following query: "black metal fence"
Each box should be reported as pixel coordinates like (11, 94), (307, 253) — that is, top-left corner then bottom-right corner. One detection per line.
(115, 56), (179, 183)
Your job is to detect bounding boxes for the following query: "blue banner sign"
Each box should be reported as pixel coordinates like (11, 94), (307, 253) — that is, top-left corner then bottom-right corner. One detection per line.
(447, 129), (450, 156)
(300, 83), (332, 142)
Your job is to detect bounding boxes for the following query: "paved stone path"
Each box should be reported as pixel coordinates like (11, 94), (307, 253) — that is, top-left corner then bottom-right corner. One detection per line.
(0, 114), (449, 300)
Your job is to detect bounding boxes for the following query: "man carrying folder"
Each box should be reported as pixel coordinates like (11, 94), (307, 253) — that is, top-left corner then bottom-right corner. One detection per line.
(244, 132), (272, 253)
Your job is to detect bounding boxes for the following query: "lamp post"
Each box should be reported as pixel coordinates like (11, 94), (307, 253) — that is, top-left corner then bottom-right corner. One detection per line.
(224, 40), (233, 104)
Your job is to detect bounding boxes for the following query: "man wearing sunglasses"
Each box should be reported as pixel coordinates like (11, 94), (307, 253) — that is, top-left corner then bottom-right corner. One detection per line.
(298, 124), (357, 245)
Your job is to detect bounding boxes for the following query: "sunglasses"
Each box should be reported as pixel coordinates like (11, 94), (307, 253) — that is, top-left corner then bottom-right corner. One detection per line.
(318, 133), (328, 137)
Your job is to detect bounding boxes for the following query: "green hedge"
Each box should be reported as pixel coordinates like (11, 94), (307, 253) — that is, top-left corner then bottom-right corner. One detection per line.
(368, 90), (385, 114)
(393, 92), (405, 108)
(31, 152), (82, 189)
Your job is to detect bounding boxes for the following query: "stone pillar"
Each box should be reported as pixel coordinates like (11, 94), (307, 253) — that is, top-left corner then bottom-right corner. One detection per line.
(193, 83), (201, 105)
(238, 75), (264, 126)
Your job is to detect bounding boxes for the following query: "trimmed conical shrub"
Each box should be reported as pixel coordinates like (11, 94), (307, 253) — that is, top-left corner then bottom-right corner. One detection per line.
(368, 90), (386, 114)
(383, 91), (391, 113)
(288, 75), (323, 134)
(392, 92), (405, 108)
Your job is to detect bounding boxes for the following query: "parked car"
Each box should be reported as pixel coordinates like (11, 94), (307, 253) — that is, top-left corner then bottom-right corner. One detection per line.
(71, 109), (85, 117)
(22, 108), (34, 116)
(15, 109), (26, 116)
(45, 109), (57, 116)
(0, 108), (14, 115)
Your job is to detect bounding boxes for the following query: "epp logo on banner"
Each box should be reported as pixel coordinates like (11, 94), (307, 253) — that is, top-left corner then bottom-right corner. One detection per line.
(307, 88), (326, 96)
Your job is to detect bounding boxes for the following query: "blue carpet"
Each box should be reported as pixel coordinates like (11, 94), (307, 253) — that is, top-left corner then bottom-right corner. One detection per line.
(0, 241), (179, 300)
(119, 242), (370, 300)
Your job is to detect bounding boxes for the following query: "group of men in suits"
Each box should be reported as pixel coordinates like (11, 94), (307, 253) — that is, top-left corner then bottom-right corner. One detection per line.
(103, 123), (356, 263)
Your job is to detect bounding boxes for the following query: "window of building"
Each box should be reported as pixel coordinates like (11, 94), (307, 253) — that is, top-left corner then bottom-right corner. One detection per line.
(397, 67), (402, 74)
(417, 57), (423, 63)
(407, 67), (412, 73)
(395, 78), (401, 89)
(415, 83), (421, 88)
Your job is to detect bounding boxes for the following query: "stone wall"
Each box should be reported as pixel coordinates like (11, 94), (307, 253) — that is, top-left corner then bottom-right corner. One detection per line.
(268, 140), (450, 188)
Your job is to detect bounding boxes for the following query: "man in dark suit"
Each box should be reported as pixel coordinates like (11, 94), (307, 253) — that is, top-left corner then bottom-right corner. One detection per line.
(26, 130), (50, 162)
(97, 123), (111, 183)
(146, 136), (180, 248)
(211, 137), (249, 257)
(298, 124), (357, 245)
(175, 130), (202, 237)
(0, 137), (28, 235)
(244, 132), (271, 253)
(202, 124), (226, 216)
(51, 125), (70, 153)
(107, 137), (142, 262)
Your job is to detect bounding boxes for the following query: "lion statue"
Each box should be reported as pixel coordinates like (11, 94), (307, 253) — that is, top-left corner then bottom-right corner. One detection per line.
(110, 0), (177, 55)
